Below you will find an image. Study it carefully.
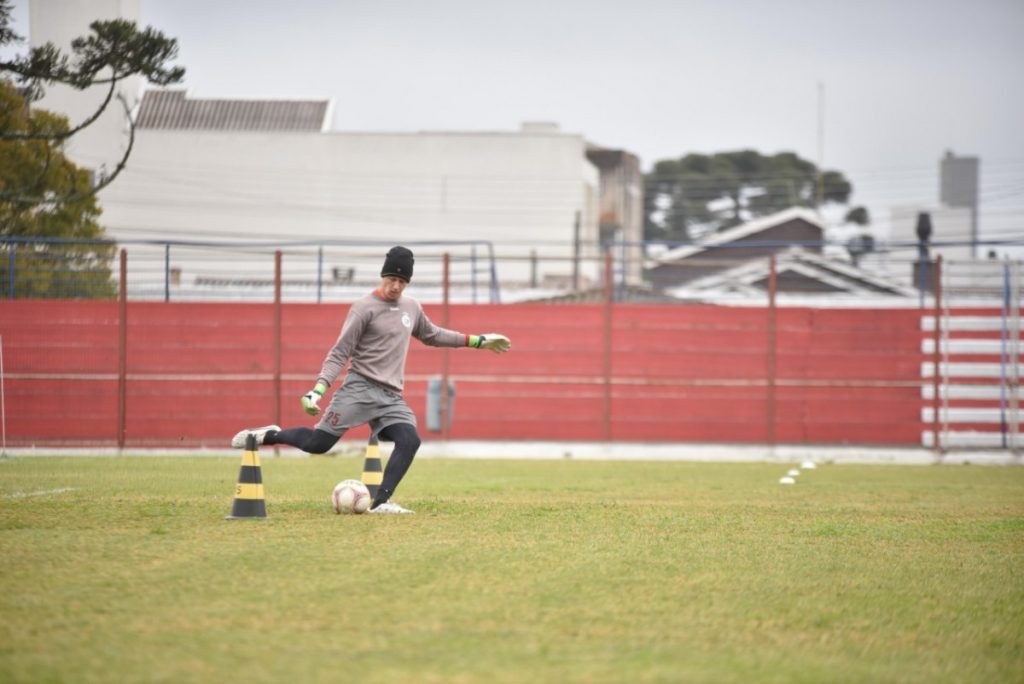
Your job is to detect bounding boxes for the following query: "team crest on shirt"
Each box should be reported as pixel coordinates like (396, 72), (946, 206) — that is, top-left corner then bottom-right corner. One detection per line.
(401, 312), (411, 328)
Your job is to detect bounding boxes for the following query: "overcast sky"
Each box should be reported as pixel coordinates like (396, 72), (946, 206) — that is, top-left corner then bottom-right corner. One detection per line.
(6, 0), (1024, 241)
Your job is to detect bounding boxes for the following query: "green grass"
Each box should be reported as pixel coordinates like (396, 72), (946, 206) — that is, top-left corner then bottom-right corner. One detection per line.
(1, 456), (1022, 684)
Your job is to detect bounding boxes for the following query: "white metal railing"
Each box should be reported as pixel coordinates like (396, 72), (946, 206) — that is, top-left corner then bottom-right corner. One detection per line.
(924, 260), (1024, 451)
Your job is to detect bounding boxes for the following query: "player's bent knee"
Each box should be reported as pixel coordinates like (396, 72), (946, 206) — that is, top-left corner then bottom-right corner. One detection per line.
(402, 432), (422, 453)
(382, 423), (421, 454)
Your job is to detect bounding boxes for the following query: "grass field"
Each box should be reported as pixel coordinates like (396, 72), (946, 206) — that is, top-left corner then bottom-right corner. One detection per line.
(1, 454), (1022, 684)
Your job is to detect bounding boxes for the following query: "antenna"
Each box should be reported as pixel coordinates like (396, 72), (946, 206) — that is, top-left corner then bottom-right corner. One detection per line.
(816, 81), (825, 208)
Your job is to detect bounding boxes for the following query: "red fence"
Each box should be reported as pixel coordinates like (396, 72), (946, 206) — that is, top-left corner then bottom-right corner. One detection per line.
(0, 299), (926, 448)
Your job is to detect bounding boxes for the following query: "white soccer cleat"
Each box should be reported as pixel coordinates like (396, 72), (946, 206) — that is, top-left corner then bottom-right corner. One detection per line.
(230, 425), (281, 448)
(369, 501), (414, 514)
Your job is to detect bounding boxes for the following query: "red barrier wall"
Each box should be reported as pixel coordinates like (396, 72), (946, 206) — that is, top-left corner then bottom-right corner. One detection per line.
(0, 300), (925, 448)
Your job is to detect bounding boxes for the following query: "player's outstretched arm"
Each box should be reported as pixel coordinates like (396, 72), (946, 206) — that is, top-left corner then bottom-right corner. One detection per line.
(468, 333), (511, 353)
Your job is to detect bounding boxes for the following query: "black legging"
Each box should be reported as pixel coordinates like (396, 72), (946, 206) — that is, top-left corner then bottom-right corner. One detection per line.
(267, 423), (422, 502)
(267, 426), (338, 453)
(375, 423), (421, 500)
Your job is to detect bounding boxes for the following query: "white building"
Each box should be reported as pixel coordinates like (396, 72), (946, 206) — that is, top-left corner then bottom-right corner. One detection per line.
(103, 93), (606, 296)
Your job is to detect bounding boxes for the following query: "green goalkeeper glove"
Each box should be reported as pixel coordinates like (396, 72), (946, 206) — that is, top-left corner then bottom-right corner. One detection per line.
(470, 333), (511, 353)
(301, 382), (328, 416)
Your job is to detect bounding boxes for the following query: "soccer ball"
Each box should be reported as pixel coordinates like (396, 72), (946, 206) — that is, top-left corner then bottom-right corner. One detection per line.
(332, 479), (371, 515)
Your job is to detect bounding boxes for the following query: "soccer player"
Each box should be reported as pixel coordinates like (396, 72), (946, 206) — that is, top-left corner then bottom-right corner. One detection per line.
(231, 246), (511, 514)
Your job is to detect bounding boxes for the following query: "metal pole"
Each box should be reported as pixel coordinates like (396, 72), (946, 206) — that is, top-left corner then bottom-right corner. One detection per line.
(931, 257), (943, 455)
(1001, 262), (1009, 448)
(441, 253), (451, 442)
(164, 243), (170, 303)
(918, 262), (925, 309)
(0, 335), (7, 457)
(471, 244), (478, 304)
(602, 250), (613, 442)
(619, 240), (627, 299)
(117, 249), (127, 450)
(1010, 261), (1021, 452)
(273, 251), (282, 442)
(766, 254), (777, 446)
(487, 242), (500, 304)
(317, 245), (323, 304)
(8, 245), (14, 299)
(572, 210), (581, 291)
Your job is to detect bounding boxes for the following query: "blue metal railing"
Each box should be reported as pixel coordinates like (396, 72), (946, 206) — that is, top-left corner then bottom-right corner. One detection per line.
(1, 237), (502, 303)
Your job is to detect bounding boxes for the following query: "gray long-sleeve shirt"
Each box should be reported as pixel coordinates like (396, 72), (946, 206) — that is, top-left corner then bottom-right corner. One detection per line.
(316, 290), (466, 393)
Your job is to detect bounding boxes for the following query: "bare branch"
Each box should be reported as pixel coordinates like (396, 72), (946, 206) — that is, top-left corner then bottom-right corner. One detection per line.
(0, 5), (183, 213)
(0, 92), (135, 206)
(0, 76), (118, 142)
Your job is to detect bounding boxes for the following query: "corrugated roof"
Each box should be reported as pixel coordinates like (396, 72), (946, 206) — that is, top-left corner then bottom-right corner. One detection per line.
(136, 90), (330, 131)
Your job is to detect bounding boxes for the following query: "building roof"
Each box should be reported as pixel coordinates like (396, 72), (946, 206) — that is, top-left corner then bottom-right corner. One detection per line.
(669, 246), (918, 298)
(136, 89), (331, 132)
(646, 207), (826, 291)
(650, 206), (825, 264)
(521, 283), (678, 304)
(585, 146), (640, 169)
(644, 207), (916, 298)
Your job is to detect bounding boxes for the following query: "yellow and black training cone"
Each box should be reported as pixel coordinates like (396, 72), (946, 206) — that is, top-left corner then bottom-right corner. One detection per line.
(226, 433), (267, 519)
(361, 434), (383, 500)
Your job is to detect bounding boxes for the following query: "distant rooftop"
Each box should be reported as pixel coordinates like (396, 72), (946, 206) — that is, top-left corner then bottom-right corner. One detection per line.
(136, 90), (331, 132)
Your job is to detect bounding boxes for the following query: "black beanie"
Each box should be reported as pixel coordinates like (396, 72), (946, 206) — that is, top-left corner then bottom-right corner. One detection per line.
(381, 246), (414, 282)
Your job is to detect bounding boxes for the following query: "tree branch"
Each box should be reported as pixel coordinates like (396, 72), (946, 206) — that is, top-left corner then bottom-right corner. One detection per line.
(0, 92), (135, 206)
(0, 74), (119, 142)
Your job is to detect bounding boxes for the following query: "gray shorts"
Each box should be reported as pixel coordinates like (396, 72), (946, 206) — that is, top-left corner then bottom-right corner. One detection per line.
(315, 372), (417, 437)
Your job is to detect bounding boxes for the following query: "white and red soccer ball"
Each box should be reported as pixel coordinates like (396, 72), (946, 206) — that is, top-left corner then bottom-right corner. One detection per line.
(332, 479), (371, 514)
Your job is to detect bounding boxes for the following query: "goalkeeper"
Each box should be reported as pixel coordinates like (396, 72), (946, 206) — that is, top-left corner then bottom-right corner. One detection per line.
(231, 246), (511, 514)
